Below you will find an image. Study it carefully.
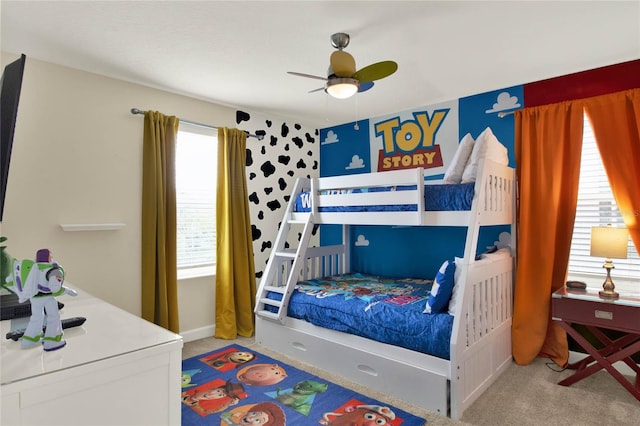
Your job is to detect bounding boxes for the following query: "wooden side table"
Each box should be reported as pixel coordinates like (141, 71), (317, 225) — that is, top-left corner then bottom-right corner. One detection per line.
(551, 286), (640, 400)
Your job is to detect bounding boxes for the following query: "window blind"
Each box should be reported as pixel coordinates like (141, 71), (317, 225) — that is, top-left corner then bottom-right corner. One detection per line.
(568, 114), (639, 278)
(176, 124), (217, 269)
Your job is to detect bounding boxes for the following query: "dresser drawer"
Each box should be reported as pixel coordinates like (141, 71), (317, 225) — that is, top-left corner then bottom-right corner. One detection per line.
(552, 296), (640, 334)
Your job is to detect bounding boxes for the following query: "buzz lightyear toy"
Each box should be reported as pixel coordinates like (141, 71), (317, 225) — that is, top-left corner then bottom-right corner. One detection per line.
(2, 245), (77, 351)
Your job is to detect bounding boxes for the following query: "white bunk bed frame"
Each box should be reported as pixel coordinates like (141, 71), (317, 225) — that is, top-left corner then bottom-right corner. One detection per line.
(254, 158), (516, 420)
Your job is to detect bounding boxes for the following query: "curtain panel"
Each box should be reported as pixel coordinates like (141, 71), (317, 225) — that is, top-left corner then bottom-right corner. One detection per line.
(513, 88), (640, 366)
(512, 102), (584, 366)
(215, 128), (256, 339)
(584, 88), (640, 251)
(141, 111), (180, 333)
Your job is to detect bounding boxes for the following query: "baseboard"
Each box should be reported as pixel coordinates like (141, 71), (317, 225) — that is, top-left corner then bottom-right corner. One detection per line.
(569, 350), (638, 376)
(180, 324), (215, 343)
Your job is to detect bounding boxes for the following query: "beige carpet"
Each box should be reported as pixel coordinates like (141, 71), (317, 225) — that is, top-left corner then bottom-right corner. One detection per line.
(183, 336), (640, 425)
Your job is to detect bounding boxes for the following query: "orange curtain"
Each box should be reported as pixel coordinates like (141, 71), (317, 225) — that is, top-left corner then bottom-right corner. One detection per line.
(512, 101), (584, 366)
(584, 88), (640, 251)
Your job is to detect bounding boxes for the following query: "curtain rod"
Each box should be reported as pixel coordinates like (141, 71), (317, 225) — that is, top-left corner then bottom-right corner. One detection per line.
(130, 108), (264, 140)
(498, 111), (517, 118)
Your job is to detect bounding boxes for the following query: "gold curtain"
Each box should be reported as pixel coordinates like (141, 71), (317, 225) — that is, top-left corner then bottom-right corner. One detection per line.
(141, 111), (180, 333)
(584, 89), (640, 251)
(512, 101), (584, 366)
(215, 128), (256, 339)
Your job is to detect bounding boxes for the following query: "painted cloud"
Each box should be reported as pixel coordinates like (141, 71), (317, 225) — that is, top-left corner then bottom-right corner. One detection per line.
(355, 234), (370, 247)
(322, 130), (339, 145)
(345, 155), (365, 170)
(485, 91), (521, 113)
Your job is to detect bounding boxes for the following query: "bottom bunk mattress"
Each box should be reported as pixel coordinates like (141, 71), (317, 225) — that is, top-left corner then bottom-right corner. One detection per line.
(267, 273), (454, 360)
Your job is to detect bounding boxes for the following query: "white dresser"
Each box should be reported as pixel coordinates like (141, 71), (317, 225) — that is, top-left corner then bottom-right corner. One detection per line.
(1, 287), (183, 425)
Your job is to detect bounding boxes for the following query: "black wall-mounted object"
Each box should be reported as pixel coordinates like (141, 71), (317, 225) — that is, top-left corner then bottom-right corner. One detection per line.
(1, 53), (26, 222)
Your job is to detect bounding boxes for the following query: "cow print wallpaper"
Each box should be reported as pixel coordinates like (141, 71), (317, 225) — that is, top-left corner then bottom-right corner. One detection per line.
(236, 110), (319, 283)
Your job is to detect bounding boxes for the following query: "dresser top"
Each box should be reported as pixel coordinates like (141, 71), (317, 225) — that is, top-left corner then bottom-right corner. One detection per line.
(1, 286), (183, 385)
(553, 285), (640, 308)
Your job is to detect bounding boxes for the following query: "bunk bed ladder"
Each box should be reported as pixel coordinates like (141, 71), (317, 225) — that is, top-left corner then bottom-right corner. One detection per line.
(255, 178), (315, 323)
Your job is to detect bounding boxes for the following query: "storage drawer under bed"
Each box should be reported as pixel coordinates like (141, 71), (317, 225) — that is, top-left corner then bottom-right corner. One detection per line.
(256, 316), (450, 416)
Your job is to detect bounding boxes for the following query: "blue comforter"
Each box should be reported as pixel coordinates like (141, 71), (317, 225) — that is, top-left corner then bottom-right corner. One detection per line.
(268, 273), (454, 360)
(294, 182), (475, 213)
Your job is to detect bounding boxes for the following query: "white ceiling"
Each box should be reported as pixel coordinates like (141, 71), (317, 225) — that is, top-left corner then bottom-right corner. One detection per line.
(2, 1), (639, 128)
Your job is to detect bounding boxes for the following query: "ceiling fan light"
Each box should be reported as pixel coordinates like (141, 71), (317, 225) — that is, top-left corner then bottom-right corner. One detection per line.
(325, 78), (359, 99)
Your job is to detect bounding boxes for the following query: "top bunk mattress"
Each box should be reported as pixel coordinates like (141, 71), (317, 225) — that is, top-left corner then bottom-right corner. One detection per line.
(294, 182), (475, 213)
(267, 273), (454, 360)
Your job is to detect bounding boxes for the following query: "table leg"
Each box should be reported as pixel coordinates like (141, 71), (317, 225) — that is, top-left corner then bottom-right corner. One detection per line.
(588, 326), (640, 376)
(566, 330), (640, 373)
(556, 321), (640, 400)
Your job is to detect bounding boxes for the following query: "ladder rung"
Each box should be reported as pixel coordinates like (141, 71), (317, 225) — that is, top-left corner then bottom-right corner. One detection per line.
(287, 218), (307, 224)
(257, 194), (314, 324)
(260, 298), (282, 307)
(275, 250), (296, 258)
(256, 310), (280, 320)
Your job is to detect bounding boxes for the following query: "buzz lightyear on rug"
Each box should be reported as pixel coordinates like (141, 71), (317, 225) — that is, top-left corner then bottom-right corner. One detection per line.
(2, 245), (77, 351)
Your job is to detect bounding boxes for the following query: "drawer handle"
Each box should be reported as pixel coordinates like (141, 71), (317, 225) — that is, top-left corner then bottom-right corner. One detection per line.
(291, 341), (307, 351)
(357, 364), (378, 376)
(594, 310), (613, 320)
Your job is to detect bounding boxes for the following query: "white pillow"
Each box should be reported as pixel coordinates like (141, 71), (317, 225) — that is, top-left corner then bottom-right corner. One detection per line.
(477, 247), (512, 263)
(443, 133), (475, 184)
(461, 127), (508, 183)
(447, 256), (464, 315)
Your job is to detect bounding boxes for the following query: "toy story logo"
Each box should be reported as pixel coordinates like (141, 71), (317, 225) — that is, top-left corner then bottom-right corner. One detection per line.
(374, 109), (449, 172)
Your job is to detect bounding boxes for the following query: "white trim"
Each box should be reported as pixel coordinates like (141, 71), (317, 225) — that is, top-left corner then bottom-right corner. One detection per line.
(178, 266), (215, 280)
(180, 324), (215, 342)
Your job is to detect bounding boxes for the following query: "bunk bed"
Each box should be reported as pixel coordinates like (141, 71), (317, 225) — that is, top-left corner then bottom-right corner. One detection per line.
(254, 157), (515, 420)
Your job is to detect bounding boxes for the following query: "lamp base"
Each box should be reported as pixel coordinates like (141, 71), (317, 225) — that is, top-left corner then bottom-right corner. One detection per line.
(599, 261), (619, 300)
(599, 289), (620, 300)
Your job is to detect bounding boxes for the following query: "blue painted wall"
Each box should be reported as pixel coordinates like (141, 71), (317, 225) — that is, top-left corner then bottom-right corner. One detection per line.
(319, 85), (522, 278)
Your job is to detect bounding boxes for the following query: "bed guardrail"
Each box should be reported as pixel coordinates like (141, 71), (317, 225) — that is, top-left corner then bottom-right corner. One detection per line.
(271, 244), (347, 286)
(475, 159), (515, 226)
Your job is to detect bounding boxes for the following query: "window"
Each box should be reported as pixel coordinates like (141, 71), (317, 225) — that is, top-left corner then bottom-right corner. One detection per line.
(568, 113), (639, 284)
(176, 123), (217, 278)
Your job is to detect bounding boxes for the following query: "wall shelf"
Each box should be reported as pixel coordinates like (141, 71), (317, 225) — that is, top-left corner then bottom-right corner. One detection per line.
(59, 223), (125, 232)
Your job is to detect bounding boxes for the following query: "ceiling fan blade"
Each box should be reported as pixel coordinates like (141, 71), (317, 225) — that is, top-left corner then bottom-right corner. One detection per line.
(330, 51), (356, 77)
(358, 81), (374, 93)
(352, 61), (398, 83)
(287, 71), (328, 81)
(309, 87), (325, 93)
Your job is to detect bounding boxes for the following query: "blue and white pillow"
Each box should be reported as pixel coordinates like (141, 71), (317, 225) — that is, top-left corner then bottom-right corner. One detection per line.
(424, 259), (456, 314)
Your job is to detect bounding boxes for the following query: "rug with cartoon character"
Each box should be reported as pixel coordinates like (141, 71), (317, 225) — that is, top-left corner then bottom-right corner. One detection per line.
(181, 344), (426, 425)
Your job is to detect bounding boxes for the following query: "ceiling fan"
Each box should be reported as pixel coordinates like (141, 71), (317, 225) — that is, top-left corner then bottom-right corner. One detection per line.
(288, 32), (398, 99)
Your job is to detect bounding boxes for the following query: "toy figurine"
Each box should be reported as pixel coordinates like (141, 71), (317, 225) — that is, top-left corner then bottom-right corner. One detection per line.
(3, 247), (77, 351)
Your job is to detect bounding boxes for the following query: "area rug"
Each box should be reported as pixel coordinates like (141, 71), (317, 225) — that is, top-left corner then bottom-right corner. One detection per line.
(182, 344), (426, 425)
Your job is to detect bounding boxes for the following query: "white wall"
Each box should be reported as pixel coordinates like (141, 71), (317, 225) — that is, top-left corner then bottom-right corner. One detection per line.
(0, 53), (235, 333)
(1, 53), (319, 338)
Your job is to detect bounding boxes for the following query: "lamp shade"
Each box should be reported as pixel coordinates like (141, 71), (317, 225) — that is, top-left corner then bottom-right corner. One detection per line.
(325, 78), (359, 99)
(590, 225), (629, 259)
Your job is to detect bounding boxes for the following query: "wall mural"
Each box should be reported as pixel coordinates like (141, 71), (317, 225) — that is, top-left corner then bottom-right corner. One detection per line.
(235, 110), (319, 282)
(244, 59), (638, 282)
(318, 85), (523, 278)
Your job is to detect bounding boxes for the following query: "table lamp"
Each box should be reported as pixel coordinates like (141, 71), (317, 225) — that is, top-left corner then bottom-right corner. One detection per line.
(590, 224), (629, 300)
